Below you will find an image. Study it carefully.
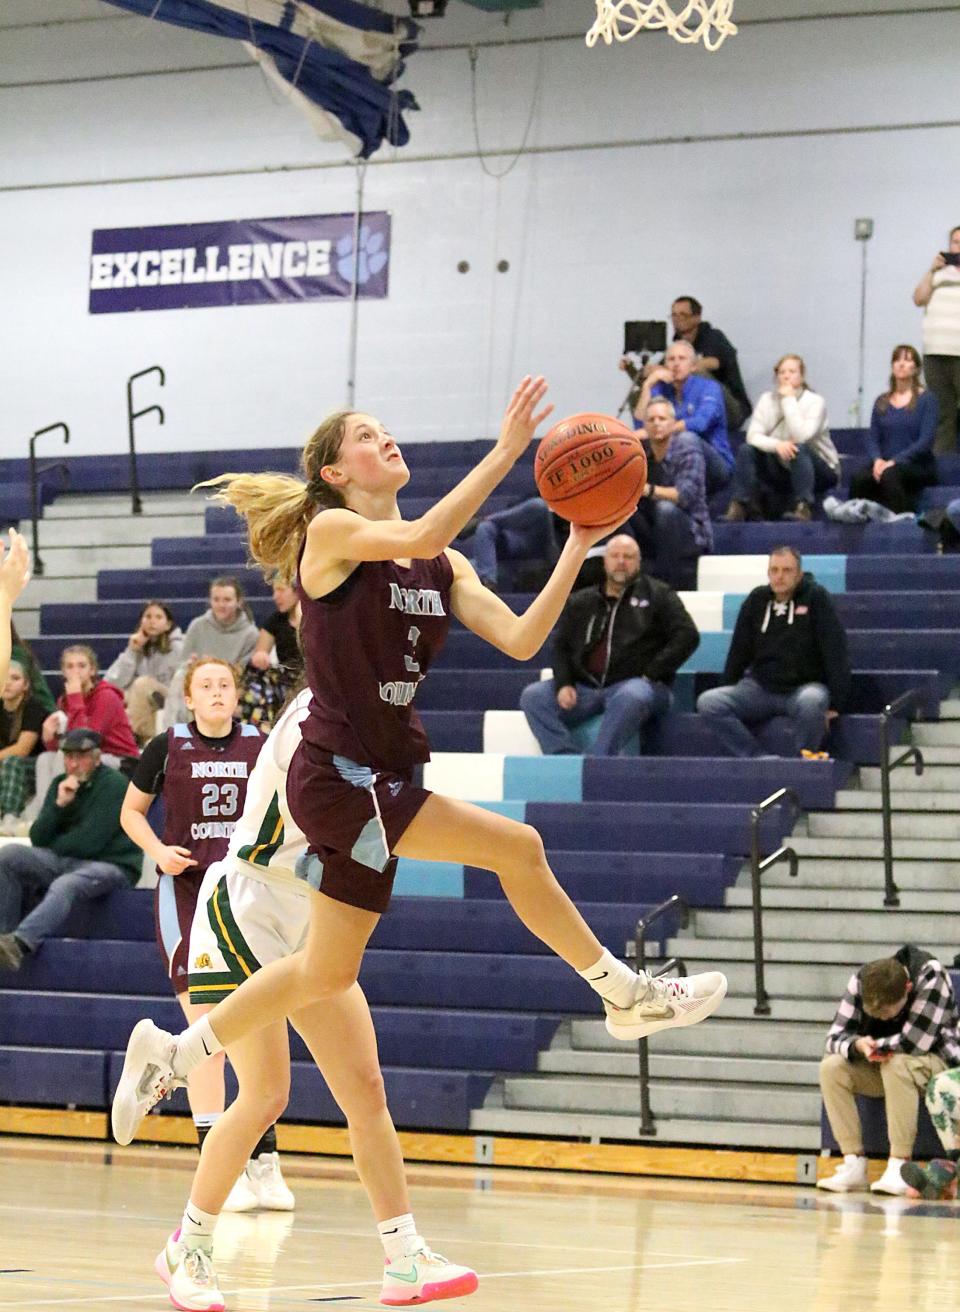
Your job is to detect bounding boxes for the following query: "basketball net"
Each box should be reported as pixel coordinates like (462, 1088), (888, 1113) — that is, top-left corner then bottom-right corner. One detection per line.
(586, 1), (737, 52)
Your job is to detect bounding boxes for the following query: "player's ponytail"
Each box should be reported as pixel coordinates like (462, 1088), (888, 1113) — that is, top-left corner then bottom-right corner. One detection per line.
(197, 411), (353, 584)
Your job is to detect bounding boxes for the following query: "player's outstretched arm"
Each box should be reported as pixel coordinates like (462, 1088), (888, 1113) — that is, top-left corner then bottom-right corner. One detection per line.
(448, 518), (628, 662)
(305, 377), (553, 576)
(0, 529), (31, 688)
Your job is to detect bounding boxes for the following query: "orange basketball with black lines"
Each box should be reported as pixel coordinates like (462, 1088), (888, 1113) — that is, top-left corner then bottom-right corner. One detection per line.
(534, 412), (646, 527)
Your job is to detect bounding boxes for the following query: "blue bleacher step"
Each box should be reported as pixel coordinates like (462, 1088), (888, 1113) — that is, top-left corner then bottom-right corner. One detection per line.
(845, 556), (960, 589)
(713, 521), (933, 554)
(97, 566), (271, 602)
(0, 1045), (107, 1108)
(0, 991), (557, 1073)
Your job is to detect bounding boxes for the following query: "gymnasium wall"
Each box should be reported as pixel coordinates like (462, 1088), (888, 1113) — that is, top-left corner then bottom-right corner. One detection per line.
(2, 0), (959, 459)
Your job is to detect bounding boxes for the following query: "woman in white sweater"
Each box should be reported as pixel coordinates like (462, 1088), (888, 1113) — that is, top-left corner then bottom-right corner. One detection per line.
(723, 355), (840, 521)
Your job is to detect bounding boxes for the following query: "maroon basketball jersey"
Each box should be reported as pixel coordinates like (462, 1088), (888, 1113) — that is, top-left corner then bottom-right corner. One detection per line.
(161, 721), (265, 873)
(298, 551), (453, 770)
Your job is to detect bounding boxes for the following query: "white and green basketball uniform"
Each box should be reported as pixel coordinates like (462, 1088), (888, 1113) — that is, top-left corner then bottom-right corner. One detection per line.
(188, 690), (313, 1005)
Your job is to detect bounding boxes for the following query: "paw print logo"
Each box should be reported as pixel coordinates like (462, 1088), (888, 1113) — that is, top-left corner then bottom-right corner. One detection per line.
(336, 225), (388, 285)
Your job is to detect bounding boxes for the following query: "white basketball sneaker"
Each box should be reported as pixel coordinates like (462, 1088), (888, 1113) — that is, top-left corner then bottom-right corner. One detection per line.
(247, 1152), (295, 1211)
(155, 1232), (224, 1312)
(816, 1154), (869, 1193)
(380, 1247), (478, 1306)
(112, 1018), (185, 1145)
(221, 1170), (259, 1213)
(603, 970), (728, 1041)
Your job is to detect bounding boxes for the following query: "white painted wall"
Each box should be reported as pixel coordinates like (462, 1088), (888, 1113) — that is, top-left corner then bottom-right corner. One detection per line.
(1, 1), (958, 457)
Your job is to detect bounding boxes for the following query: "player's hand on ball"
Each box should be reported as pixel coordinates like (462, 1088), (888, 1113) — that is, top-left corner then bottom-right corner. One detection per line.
(569, 516), (635, 551)
(496, 376), (554, 462)
(158, 845), (198, 876)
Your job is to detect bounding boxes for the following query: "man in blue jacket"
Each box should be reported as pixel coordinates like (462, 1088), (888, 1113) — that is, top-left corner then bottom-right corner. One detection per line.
(696, 546), (850, 757)
(635, 339), (733, 493)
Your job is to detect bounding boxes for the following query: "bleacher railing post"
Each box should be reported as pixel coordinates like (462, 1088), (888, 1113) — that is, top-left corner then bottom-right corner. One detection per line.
(126, 365), (165, 516)
(28, 422), (70, 577)
(750, 788), (800, 1017)
(879, 689), (925, 909)
(632, 894), (688, 1137)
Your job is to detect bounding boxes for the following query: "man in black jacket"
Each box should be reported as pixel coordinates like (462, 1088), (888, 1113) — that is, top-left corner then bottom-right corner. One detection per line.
(696, 546), (850, 757)
(519, 535), (700, 756)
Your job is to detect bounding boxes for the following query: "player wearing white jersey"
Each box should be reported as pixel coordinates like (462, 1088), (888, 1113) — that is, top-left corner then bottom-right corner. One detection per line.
(148, 690), (477, 1312)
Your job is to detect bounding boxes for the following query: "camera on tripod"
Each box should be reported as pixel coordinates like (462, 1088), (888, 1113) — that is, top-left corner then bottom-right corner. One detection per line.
(618, 320), (668, 417)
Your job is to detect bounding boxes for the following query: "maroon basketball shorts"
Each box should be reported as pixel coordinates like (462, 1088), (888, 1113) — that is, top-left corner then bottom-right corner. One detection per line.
(287, 742), (432, 914)
(154, 868), (207, 993)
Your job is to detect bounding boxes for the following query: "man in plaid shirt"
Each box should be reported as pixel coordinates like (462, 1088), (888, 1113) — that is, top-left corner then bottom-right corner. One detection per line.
(817, 945), (960, 1196)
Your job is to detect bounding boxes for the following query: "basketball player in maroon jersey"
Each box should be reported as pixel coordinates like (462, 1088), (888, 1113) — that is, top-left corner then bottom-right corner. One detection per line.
(121, 657), (295, 1211)
(114, 376), (727, 1150)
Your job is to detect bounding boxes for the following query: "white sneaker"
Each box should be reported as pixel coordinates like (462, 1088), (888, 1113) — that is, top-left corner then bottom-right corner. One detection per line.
(816, 1154), (869, 1193)
(221, 1170), (259, 1213)
(871, 1157), (910, 1196)
(111, 1018), (184, 1145)
(0, 814), (17, 836)
(604, 970), (728, 1041)
(155, 1231), (224, 1312)
(247, 1152), (295, 1210)
(380, 1247), (478, 1306)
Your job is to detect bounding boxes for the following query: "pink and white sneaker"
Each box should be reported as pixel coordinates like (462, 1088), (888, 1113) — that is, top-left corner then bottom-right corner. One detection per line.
(604, 969), (728, 1041)
(380, 1247), (478, 1306)
(155, 1230), (225, 1312)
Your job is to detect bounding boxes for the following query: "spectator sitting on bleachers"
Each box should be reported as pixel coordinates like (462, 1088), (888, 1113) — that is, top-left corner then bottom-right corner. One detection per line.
(913, 225), (960, 455)
(0, 728), (142, 971)
(723, 355), (840, 523)
(32, 644), (140, 818)
(469, 496), (562, 594)
(162, 576), (259, 728)
(629, 397), (712, 591)
(104, 600), (183, 746)
(634, 339), (733, 495)
(669, 295), (752, 430)
(696, 546), (849, 758)
(9, 623), (55, 715)
(848, 345), (938, 514)
(241, 580), (303, 729)
(520, 534), (699, 756)
(817, 946), (960, 1197)
(0, 659), (45, 834)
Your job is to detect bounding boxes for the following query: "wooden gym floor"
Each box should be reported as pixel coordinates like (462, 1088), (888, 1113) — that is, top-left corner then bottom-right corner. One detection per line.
(2, 1139), (959, 1311)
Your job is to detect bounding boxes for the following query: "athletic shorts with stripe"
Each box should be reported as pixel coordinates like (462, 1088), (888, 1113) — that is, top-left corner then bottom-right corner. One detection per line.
(188, 859), (310, 1005)
(287, 741), (432, 915)
(155, 869), (208, 994)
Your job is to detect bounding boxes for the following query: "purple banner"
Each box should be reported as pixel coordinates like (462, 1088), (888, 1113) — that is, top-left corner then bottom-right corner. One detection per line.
(89, 212), (390, 314)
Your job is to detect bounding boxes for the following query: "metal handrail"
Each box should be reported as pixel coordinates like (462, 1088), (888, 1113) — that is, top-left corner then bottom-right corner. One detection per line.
(28, 423), (70, 577)
(879, 688), (925, 909)
(126, 365), (165, 515)
(631, 894), (689, 1136)
(750, 787), (801, 1017)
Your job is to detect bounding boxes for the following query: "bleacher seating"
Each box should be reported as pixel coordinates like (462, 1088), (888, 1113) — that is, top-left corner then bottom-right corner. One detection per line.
(6, 429), (960, 1155)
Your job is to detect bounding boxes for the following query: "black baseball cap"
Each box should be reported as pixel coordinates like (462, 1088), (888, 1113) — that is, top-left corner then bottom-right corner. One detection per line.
(61, 728), (102, 753)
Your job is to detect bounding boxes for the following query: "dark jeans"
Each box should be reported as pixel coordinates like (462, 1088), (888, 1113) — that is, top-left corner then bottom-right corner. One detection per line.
(924, 354), (960, 455)
(520, 676), (672, 756)
(696, 676), (831, 757)
(730, 444), (838, 513)
(848, 457), (936, 514)
(472, 497), (557, 588)
(629, 499), (702, 591)
(0, 845), (129, 951)
(700, 439), (733, 495)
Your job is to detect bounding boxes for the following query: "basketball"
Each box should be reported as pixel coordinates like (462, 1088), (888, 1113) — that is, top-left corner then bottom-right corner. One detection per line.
(534, 412), (647, 527)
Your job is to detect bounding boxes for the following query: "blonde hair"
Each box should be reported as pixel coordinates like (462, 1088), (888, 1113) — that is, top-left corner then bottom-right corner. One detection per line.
(197, 411), (354, 585)
(61, 643), (99, 675)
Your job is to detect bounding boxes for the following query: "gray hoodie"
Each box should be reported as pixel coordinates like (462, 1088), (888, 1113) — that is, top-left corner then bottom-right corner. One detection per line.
(178, 607), (259, 669)
(105, 627), (184, 689)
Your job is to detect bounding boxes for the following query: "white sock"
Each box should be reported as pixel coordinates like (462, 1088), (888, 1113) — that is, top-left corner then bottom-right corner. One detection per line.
(887, 1156), (906, 1170)
(378, 1213), (424, 1263)
(180, 1201), (218, 1251)
(578, 948), (643, 1009)
(173, 1015), (223, 1077)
